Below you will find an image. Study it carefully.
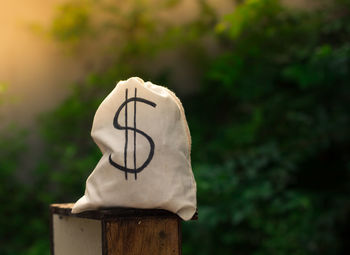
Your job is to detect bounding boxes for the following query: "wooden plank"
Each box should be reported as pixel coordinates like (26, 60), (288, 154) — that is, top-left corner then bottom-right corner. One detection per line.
(106, 217), (181, 255)
(50, 203), (197, 255)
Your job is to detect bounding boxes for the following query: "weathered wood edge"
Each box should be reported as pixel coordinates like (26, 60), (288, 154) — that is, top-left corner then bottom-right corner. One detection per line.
(50, 203), (198, 221)
(101, 220), (107, 255)
(178, 218), (182, 255)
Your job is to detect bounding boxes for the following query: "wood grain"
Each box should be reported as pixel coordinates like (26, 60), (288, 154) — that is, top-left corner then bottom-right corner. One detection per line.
(106, 217), (181, 255)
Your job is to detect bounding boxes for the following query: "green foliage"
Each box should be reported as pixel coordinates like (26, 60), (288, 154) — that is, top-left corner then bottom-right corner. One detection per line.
(50, 1), (91, 44)
(1, 0), (350, 254)
(182, 1), (350, 254)
(0, 127), (49, 255)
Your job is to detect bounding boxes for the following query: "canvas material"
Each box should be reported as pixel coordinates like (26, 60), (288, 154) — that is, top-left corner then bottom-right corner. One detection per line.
(72, 77), (197, 220)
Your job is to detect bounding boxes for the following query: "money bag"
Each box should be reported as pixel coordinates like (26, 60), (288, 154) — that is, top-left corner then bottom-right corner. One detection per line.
(72, 77), (197, 220)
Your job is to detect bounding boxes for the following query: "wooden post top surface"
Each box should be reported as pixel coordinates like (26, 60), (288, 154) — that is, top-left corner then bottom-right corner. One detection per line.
(50, 203), (198, 221)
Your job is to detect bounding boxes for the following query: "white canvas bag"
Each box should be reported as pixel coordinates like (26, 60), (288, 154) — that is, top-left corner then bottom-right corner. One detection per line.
(72, 77), (197, 220)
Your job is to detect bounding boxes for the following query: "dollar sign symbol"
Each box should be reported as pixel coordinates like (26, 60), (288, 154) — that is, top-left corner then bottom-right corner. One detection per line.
(109, 88), (157, 180)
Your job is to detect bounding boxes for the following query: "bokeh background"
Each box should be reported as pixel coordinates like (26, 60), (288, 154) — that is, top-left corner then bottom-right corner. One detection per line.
(1, 0), (349, 254)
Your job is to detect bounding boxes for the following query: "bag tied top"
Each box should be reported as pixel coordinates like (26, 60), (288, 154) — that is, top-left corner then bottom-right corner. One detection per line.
(72, 77), (197, 220)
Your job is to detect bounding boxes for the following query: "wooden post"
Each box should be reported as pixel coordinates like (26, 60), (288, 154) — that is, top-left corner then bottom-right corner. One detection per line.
(50, 203), (197, 255)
